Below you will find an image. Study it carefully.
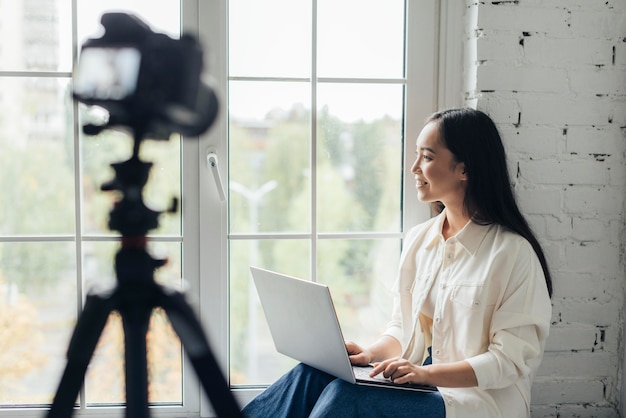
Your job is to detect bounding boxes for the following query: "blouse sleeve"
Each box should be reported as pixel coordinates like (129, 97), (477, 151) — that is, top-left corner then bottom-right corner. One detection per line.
(465, 240), (552, 390)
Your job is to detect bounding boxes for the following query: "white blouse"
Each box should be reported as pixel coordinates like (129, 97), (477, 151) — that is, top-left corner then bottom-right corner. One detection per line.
(384, 210), (552, 418)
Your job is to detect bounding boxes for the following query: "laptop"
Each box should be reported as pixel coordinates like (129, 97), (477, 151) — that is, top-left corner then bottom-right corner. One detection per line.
(250, 266), (438, 392)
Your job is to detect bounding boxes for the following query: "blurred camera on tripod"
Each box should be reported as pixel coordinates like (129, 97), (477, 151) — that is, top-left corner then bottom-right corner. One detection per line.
(73, 12), (218, 139)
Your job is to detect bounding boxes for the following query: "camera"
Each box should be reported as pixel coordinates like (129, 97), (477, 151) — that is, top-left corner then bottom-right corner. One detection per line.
(73, 12), (218, 138)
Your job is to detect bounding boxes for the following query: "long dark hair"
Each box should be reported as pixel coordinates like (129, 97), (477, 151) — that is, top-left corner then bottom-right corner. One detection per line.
(428, 108), (553, 297)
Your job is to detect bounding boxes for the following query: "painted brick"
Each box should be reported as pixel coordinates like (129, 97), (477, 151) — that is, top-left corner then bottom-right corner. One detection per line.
(556, 298), (622, 325)
(544, 215), (573, 240)
(610, 99), (626, 125)
(475, 33), (521, 62)
(563, 187), (624, 216)
(531, 377), (605, 404)
(566, 126), (626, 156)
(516, 189), (562, 214)
(502, 126), (563, 156)
(524, 37), (614, 67)
(571, 217), (620, 242)
(519, 95), (614, 126)
(518, 0), (625, 11)
(538, 351), (617, 377)
(475, 94), (520, 124)
(477, 64), (570, 93)
(553, 273), (623, 301)
(476, 5), (570, 35)
(563, 242), (621, 276)
(615, 42), (626, 66)
(545, 325), (604, 352)
(569, 68), (626, 95)
(555, 405), (622, 418)
(569, 10), (626, 39)
(518, 160), (609, 185)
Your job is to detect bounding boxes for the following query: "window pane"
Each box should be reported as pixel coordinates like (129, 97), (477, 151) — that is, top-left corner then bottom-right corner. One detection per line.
(0, 77), (75, 235)
(0, 242), (76, 405)
(317, 83), (403, 233)
(229, 81), (311, 234)
(82, 309), (183, 406)
(0, 0), (73, 72)
(317, 239), (399, 344)
(77, 0), (181, 47)
(83, 241), (183, 405)
(229, 0), (311, 78)
(229, 239), (309, 386)
(80, 129), (182, 236)
(317, 0), (405, 78)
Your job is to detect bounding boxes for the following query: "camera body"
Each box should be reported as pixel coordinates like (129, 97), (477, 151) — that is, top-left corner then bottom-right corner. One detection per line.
(73, 12), (218, 138)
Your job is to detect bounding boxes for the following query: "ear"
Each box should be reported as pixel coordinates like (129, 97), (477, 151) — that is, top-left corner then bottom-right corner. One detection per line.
(458, 163), (468, 181)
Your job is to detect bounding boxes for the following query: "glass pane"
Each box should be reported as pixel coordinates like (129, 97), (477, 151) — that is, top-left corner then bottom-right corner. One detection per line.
(80, 128), (182, 236)
(317, 83), (403, 233)
(82, 241), (182, 290)
(0, 77), (75, 235)
(77, 0), (181, 48)
(84, 309), (182, 405)
(229, 239), (309, 386)
(83, 241), (183, 405)
(229, 0), (311, 78)
(317, 0), (405, 78)
(0, 242), (76, 405)
(229, 81), (311, 234)
(0, 0), (73, 72)
(76, 0), (183, 238)
(317, 239), (400, 345)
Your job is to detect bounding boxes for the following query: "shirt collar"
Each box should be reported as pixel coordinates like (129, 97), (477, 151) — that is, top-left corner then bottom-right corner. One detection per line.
(424, 209), (492, 256)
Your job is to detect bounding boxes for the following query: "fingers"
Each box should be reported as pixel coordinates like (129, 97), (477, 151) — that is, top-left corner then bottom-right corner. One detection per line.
(369, 358), (397, 377)
(369, 358), (416, 384)
(345, 341), (371, 366)
(345, 340), (361, 355)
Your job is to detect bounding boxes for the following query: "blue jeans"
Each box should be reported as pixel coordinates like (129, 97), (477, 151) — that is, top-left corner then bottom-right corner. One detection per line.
(242, 364), (446, 418)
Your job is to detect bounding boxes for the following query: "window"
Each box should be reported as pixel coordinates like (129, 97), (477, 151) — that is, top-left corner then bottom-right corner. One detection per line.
(201, 0), (450, 407)
(0, 0), (457, 416)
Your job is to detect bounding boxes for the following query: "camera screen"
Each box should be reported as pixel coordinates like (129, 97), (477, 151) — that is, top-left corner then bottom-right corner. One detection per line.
(73, 47), (141, 101)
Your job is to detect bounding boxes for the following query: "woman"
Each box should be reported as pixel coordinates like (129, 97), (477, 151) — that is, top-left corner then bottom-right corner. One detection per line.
(243, 108), (553, 418)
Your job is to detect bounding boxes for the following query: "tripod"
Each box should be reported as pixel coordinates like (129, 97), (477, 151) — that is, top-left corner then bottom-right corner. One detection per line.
(46, 133), (242, 418)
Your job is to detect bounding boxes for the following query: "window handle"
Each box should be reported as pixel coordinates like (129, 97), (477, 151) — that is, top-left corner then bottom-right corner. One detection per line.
(206, 151), (226, 201)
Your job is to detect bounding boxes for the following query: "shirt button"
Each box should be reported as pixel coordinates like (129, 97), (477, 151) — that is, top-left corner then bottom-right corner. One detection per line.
(435, 349), (441, 355)
(435, 317), (441, 323)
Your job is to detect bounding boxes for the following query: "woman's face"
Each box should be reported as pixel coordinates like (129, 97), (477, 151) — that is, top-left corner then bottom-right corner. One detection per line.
(410, 121), (467, 207)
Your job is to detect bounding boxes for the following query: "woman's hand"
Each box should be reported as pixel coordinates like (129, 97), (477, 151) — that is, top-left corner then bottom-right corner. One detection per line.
(370, 358), (479, 388)
(345, 341), (373, 366)
(370, 358), (428, 385)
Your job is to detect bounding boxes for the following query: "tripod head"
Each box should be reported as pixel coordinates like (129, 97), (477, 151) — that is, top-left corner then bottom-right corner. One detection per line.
(72, 12), (218, 238)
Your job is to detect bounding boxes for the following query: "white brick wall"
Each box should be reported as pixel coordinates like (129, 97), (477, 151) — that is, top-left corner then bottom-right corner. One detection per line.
(462, 0), (626, 416)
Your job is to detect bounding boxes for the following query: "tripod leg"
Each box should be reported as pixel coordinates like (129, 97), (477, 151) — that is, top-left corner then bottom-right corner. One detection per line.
(47, 293), (114, 418)
(160, 291), (243, 418)
(120, 306), (151, 418)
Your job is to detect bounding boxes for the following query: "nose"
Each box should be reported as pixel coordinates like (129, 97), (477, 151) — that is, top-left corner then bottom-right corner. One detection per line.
(411, 155), (421, 174)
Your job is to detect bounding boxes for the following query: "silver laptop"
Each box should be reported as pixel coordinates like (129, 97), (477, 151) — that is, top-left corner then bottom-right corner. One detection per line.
(250, 266), (438, 392)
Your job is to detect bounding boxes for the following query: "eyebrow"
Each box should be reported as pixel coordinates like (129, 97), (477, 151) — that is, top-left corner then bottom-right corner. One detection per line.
(419, 146), (437, 154)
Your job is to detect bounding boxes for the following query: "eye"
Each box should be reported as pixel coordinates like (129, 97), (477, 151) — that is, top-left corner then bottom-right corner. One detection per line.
(422, 154), (433, 161)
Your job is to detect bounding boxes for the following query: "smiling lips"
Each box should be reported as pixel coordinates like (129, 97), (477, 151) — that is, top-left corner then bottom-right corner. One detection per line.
(416, 179), (428, 187)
